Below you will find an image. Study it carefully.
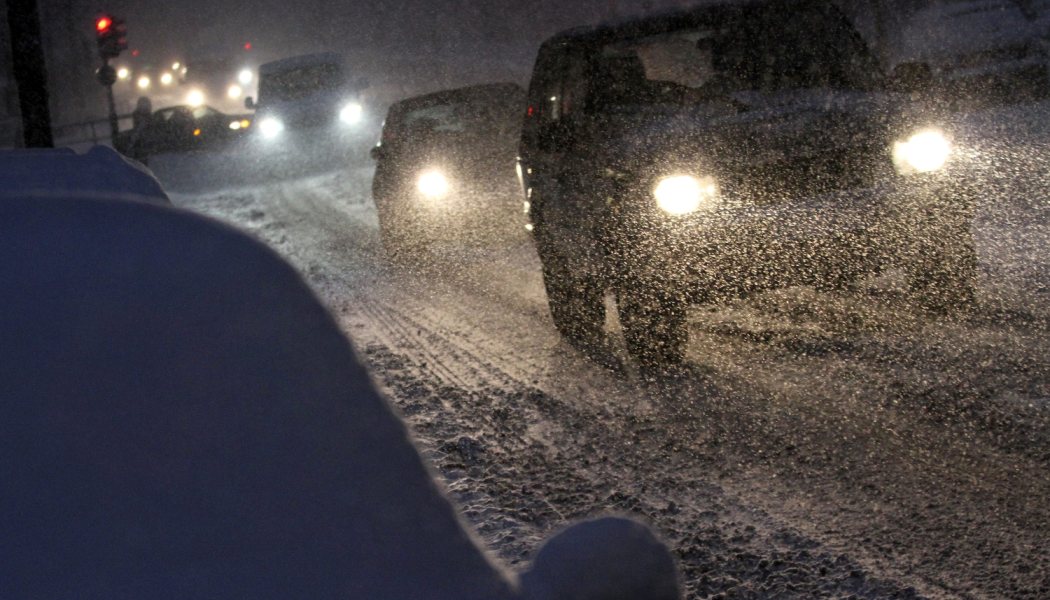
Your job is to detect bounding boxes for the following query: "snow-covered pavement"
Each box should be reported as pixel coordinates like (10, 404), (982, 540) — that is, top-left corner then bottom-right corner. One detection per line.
(157, 101), (1050, 598)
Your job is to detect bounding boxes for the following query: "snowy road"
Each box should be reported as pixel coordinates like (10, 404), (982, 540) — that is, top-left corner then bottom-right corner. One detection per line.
(157, 102), (1049, 599)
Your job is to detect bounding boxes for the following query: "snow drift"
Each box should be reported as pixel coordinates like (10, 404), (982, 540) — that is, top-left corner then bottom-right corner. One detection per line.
(0, 195), (678, 599)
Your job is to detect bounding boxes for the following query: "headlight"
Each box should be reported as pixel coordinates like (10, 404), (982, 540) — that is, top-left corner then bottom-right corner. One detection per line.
(229, 119), (250, 130)
(227, 84), (243, 99)
(160, 72), (174, 86)
(653, 175), (719, 215)
(893, 128), (951, 174)
(137, 76), (150, 90)
(417, 169), (450, 199)
(186, 90), (205, 107)
(340, 102), (364, 125)
(259, 117), (284, 139)
(238, 68), (253, 85)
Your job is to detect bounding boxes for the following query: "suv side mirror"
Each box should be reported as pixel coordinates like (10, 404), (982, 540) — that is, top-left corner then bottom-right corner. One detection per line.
(370, 145), (385, 161)
(245, 96), (255, 110)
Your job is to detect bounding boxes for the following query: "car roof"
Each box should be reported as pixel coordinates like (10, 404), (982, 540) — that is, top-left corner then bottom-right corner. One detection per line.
(391, 82), (525, 113)
(543, 0), (806, 46)
(154, 104), (219, 113)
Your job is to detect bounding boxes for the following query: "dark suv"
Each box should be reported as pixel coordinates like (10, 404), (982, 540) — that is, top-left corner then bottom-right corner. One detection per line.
(372, 83), (525, 257)
(519, 0), (977, 368)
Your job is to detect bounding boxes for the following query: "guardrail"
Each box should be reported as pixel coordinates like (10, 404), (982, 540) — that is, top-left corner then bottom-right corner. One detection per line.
(52, 114), (135, 148)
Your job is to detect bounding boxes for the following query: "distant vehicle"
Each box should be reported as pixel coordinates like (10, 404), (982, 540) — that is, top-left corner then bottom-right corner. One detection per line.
(519, 0), (979, 368)
(128, 104), (252, 162)
(888, 0), (1048, 105)
(1016, 0), (1050, 37)
(181, 56), (257, 114)
(371, 83), (526, 258)
(246, 52), (368, 150)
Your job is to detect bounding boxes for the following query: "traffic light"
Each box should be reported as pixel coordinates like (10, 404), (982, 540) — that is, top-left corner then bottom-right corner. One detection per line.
(95, 14), (127, 60)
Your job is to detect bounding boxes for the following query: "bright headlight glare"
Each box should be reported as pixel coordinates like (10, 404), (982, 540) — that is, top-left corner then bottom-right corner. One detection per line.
(654, 175), (718, 215)
(259, 117), (284, 139)
(227, 84), (243, 99)
(417, 169), (450, 199)
(160, 72), (174, 85)
(340, 102), (363, 125)
(186, 90), (205, 107)
(238, 68), (253, 85)
(893, 129), (951, 174)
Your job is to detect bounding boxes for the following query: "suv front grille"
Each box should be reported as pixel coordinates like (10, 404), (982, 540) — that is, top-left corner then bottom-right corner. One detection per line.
(724, 147), (885, 204)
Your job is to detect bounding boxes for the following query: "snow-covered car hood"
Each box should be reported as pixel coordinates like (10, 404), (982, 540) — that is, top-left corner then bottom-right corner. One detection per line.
(598, 89), (901, 175)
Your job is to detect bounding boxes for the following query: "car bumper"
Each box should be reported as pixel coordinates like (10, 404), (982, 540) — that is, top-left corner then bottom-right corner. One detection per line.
(375, 178), (522, 235)
(623, 176), (971, 301)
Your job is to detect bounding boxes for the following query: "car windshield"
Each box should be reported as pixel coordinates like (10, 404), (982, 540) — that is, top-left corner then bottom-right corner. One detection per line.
(592, 5), (878, 110)
(259, 63), (344, 102)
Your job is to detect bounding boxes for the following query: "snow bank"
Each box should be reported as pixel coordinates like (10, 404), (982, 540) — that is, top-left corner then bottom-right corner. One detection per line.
(521, 517), (681, 600)
(0, 195), (678, 599)
(0, 196), (510, 599)
(0, 145), (170, 205)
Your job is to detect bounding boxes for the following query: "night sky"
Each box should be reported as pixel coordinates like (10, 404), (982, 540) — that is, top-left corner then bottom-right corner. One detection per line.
(96, 0), (691, 82)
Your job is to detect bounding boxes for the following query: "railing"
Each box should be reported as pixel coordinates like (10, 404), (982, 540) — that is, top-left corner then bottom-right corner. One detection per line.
(52, 114), (135, 149)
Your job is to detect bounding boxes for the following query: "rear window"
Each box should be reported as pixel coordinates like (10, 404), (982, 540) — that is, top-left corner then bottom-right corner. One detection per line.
(388, 92), (521, 138)
(588, 3), (878, 109)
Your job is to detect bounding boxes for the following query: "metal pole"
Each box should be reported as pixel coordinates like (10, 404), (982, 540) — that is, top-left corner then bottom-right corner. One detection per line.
(104, 59), (119, 142)
(5, 0), (54, 147)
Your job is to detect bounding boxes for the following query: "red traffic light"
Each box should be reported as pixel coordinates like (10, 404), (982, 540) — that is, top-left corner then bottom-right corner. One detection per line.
(95, 14), (127, 59)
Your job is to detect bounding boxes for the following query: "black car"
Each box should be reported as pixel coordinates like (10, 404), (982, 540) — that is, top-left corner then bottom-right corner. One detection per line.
(371, 83), (526, 257)
(519, 0), (978, 368)
(128, 105), (251, 162)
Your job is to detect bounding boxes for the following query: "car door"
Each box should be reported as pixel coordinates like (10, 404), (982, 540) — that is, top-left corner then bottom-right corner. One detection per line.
(523, 43), (608, 278)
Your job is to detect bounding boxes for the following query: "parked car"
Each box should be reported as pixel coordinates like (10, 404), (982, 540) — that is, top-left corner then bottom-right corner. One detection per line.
(371, 83), (525, 258)
(887, 0), (1048, 106)
(128, 104), (251, 162)
(519, 0), (979, 368)
(1015, 0), (1050, 39)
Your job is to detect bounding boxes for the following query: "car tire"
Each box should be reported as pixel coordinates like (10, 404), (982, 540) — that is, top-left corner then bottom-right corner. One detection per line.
(906, 231), (978, 314)
(904, 208), (978, 314)
(617, 280), (687, 369)
(540, 246), (606, 351)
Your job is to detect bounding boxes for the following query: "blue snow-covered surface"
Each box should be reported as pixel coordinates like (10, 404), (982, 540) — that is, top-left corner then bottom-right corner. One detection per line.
(522, 517), (681, 600)
(0, 145), (170, 205)
(0, 195), (515, 599)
